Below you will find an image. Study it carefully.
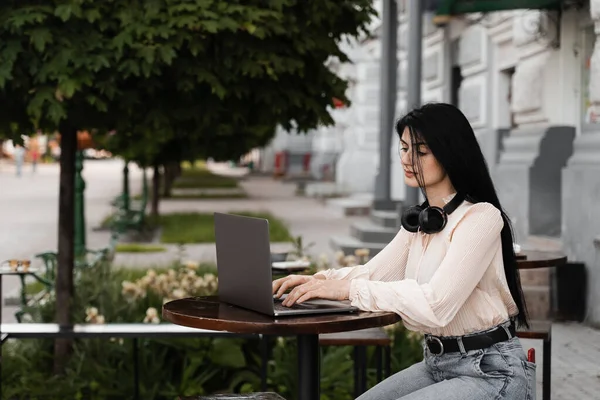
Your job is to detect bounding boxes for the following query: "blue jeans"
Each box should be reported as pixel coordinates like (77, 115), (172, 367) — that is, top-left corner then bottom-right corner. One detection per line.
(357, 325), (536, 399)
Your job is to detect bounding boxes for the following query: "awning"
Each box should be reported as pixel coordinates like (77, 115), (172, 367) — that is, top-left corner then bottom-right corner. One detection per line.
(430, 0), (563, 25)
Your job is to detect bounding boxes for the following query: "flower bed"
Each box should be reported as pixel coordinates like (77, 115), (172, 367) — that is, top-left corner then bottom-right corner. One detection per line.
(2, 255), (423, 400)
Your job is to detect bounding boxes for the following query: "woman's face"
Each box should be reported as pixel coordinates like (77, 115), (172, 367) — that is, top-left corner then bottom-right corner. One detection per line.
(400, 127), (447, 189)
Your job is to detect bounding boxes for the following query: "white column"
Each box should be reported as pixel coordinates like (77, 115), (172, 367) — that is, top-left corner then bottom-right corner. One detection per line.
(589, 1), (600, 113)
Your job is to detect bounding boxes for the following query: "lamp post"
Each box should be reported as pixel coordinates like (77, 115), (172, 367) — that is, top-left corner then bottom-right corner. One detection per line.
(74, 131), (93, 259)
(123, 161), (130, 212)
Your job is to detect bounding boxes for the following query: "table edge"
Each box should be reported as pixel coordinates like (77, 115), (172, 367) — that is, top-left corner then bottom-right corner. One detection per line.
(162, 307), (400, 335)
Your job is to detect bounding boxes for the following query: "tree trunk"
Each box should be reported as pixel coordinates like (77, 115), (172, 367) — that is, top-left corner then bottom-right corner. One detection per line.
(54, 124), (77, 374)
(162, 163), (170, 198)
(151, 164), (160, 218)
(162, 162), (177, 198)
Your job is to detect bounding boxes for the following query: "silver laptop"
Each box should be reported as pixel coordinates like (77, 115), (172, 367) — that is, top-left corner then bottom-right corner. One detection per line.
(214, 212), (357, 316)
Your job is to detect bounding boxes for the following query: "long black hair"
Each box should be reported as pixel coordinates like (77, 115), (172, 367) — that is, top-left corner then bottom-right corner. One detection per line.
(395, 103), (529, 329)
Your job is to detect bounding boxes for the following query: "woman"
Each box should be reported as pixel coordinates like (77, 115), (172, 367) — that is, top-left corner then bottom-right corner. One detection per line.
(272, 103), (536, 399)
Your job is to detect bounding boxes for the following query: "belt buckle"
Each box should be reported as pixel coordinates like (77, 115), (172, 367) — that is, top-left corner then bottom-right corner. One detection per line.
(426, 336), (444, 356)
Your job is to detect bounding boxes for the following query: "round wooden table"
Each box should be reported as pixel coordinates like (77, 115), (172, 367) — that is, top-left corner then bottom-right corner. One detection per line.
(163, 296), (400, 400)
(516, 250), (567, 269)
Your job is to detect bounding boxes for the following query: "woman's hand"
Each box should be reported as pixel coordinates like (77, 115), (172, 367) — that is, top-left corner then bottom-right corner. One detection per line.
(272, 274), (321, 299)
(281, 279), (351, 307)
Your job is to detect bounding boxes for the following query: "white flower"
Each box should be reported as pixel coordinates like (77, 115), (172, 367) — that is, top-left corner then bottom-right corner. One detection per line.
(343, 255), (357, 266)
(21, 313), (33, 322)
(139, 275), (152, 289)
(145, 307), (158, 319)
(181, 279), (192, 292)
(184, 260), (199, 270)
(193, 277), (207, 290)
(171, 288), (187, 299)
(95, 315), (106, 324)
(334, 251), (345, 265)
(86, 307), (98, 318)
(354, 248), (370, 258)
(143, 308), (161, 324)
(186, 270), (197, 278)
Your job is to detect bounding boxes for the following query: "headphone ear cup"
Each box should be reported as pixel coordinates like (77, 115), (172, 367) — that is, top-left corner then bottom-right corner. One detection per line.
(419, 206), (447, 234)
(401, 205), (424, 233)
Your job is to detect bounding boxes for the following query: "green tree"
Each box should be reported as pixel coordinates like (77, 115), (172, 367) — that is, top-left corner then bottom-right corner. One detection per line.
(0, 0), (375, 372)
(97, 0), (376, 213)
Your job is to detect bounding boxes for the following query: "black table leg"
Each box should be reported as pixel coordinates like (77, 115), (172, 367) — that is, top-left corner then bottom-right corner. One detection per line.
(260, 334), (269, 391)
(543, 336), (551, 400)
(297, 334), (319, 400)
(133, 338), (139, 400)
(376, 346), (383, 383)
(354, 345), (367, 397)
(385, 346), (391, 378)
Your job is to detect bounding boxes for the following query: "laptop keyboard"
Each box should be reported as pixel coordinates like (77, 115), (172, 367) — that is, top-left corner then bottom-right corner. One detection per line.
(273, 301), (320, 312)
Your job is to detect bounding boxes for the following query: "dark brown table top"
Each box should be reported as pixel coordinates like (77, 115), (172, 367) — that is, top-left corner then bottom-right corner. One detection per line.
(162, 296), (400, 335)
(516, 250), (567, 270)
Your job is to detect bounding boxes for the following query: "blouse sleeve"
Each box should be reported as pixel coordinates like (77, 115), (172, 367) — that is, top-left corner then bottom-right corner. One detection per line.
(313, 227), (413, 282)
(348, 203), (504, 329)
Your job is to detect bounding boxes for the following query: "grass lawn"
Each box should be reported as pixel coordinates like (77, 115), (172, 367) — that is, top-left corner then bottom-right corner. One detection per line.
(100, 213), (116, 228)
(166, 192), (248, 200)
(115, 243), (167, 253)
(24, 281), (46, 296)
(174, 165), (238, 189)
(134, 192), (248, 200)
(158, 211), (292, 244)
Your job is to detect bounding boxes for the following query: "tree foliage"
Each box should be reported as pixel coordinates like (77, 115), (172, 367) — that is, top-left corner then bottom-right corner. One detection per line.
(0, 0), (376, 162)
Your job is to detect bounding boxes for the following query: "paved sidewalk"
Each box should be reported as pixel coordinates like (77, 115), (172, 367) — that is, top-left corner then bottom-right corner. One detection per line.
(1, 158), (143, 321)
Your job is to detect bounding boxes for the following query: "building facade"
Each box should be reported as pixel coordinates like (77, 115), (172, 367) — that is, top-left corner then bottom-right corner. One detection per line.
(263, 1), (600, 325)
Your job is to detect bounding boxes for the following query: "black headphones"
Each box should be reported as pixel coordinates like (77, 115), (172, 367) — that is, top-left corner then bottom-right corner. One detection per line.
(401, 193), (466, 234)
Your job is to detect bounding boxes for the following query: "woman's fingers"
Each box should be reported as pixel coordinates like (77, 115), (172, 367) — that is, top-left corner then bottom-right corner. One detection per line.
(282, 286), (303, 306)
(283, 280), (317, 306)
(276, 279), (296, 298)
(296, 288), (322, 304)
(273, 275), (310, 298)
(272, 277), (289, 295)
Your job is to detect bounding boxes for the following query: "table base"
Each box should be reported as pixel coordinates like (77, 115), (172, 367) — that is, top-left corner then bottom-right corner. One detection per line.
(297, 334), (319, 400)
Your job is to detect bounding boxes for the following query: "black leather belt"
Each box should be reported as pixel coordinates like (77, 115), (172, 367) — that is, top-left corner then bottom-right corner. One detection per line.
(425, 323), (516, 356)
